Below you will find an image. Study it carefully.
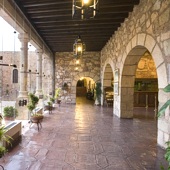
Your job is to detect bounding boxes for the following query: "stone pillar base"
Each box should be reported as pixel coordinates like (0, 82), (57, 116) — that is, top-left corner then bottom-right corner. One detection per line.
(17, 96), (29, 120)
(16, 103), (29, 120)
(37, 99), (44, 108)
(35, 90), (42, 96)
(18, 91), (28, 98)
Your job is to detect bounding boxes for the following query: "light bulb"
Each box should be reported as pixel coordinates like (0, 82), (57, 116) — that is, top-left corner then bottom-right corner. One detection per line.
(83, 0), (89, 4)
(76, 60), (79, 64)
(77, 46), (82, 52)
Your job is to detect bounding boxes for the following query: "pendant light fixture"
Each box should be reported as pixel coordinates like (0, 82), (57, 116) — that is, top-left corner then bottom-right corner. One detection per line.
(73, 35), (86, 58)
(72, 0), (99, 20)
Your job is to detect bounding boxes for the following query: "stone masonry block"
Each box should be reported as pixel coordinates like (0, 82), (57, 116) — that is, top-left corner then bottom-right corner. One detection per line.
(123, 65), (136, 76)
(121, 88), (127, 95)
(157, 65), (168, 88)
(145, 35), (156, 53)
(164, 133), (170, 143)
(137, 33), (146, 46)
(161, 31), (170, 41)
(157, 130), (165, 148)
(121, 110), (133, 118)
(158, 119), (170, 134)
(163, 39), (170, 56)
(127, 88), (134, 95)
(152, 44), (164, 68)
(121, 76), (135, 87)
(126, 42), (132, 55)
(131, 36), (137, 48)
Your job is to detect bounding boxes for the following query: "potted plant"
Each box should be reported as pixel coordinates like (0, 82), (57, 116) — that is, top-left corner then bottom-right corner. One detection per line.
(47, 101), (52, 114)
(27, 93), (43, 122)
(55, 88), (61, 104)
(158, 84), (170, 169)
(27, 93), (39, 112)
(50, 97), (55, 103)
(29, 113), (43, 123)
(0, 126), (12, 158)
(94, 82), (102, 105)
(3, 106), (18, 121)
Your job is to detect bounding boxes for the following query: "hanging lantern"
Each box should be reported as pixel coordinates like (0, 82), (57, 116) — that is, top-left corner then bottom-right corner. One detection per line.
(72, 0), (99, 20)
(73, 35), (86, 58)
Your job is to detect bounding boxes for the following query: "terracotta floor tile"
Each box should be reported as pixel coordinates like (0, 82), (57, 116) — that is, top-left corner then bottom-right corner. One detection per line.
(0, 97), (168, 170)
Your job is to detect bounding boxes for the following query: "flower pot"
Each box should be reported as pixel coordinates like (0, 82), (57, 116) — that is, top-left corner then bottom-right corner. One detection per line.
(4, 116), (15, 121)
(30, 115), (44, 131)
(30, 115), (43, 123)
(57, 99), (61, 104)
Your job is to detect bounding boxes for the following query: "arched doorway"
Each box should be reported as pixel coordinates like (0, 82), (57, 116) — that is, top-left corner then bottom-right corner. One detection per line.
(76, 77), (95, 104)
(103, 64), (114, 107)
(120, 46), (158, 118)
(134, 51), (158, 118)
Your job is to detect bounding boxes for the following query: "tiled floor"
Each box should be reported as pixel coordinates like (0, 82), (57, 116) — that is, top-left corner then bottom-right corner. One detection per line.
(0, 97), (168, 170)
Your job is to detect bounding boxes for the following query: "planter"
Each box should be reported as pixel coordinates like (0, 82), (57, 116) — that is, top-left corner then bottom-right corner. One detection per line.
(30, 115), (44, 131)
(30, 115), (43, 123)
(57, 99), (61, 104)
(3, 116), (15, 121)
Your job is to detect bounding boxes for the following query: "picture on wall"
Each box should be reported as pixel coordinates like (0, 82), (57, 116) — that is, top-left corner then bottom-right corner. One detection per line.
(114, 69), (119, 82)
(114, 69), (119, 95)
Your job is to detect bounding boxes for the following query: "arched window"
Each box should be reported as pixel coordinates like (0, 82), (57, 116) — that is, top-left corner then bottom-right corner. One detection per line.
(12, 69), (18, 83)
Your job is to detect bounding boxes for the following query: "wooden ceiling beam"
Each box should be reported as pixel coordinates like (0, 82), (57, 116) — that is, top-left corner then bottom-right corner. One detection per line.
(13, 0), (140, 52)
(23, 1), (71, 8)
(39, 25), (120, 32)
(36, 21), (123, 29)
(33, 15), (128, 24)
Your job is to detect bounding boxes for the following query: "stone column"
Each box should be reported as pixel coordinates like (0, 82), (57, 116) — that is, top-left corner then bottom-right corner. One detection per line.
(17, 33), (29, 120)
(18, 33), (29, 98)
(35, 49), (43, 96)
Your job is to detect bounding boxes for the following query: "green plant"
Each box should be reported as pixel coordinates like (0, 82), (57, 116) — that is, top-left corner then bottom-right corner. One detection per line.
(55, 88), (61, 99)
(0, 126), (12, 158)
(31, 113), (43, 117)
(27, 93), (39, 112)
(50, 97), (55, 103)
(47, 101), (52, 106)
(158, 84), (170, 169)
(158, 84), (170, 117)
(3, 106), (18, 118)
(0, 146), (7, 158)
(95, 82), (102, 103)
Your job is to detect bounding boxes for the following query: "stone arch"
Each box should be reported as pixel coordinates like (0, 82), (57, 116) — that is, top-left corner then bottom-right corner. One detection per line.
(71, 71), (99, 103)
(118, 34), (168, 118)
(101, 58), (115, 106)
(72, 72), (99, 86)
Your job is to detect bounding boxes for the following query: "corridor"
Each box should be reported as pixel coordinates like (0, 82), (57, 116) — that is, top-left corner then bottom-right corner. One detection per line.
(0, 98), (167, 170)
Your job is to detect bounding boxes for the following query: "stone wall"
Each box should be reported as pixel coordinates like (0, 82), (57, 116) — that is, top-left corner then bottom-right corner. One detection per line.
(0, 51), (52, 101)
(101, 0), (170, 148)
(55, 52), (100, 104)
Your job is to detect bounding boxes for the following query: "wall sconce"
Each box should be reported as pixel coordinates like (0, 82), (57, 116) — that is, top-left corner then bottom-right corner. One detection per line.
(73, 35), (86, 58)
(72, 0), (99, 19)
